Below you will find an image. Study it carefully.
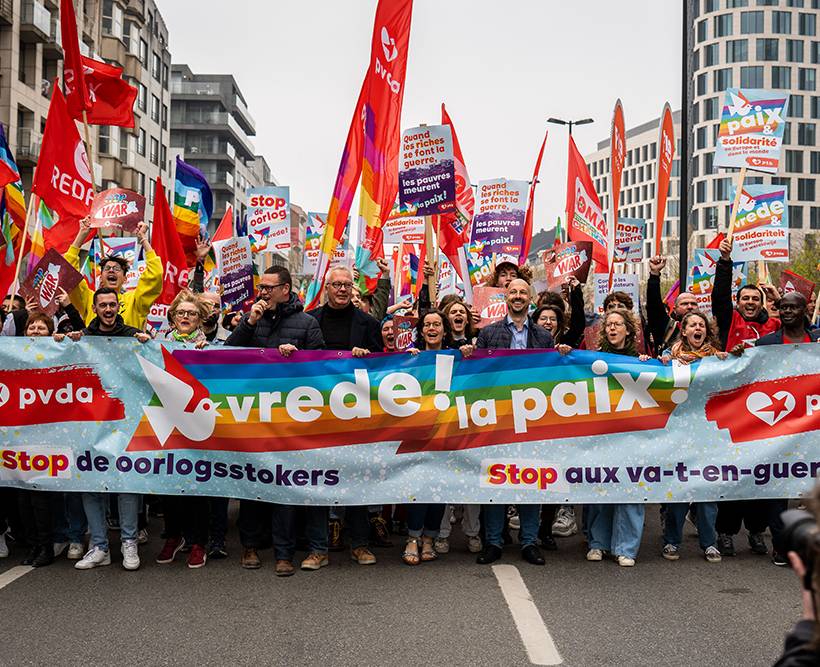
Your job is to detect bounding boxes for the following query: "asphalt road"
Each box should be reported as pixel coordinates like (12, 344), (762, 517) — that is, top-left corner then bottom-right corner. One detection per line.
(0, 503), (802, 666)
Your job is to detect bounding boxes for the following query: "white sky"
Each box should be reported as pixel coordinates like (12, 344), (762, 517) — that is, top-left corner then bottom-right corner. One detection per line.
(162, 0), (682, 235)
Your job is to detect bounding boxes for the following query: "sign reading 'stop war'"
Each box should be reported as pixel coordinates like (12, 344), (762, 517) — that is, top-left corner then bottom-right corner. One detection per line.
(470, 179), (528, 266)
(543, 241), (593, 289)
(247, 186), (290, 254)
(730, 185), (789, 262)
(398, 125), (455, 217)
(715, 88), (789, 173)
(18, 249), (83, 316)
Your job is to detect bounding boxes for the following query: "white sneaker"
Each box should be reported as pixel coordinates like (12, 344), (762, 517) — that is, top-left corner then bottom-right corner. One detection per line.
(53, 541), (69, 557)
(552, 506), (578, 537)
(433, 538), (450, 554)
(137, 528), (149, 545)
(75, 546), (111, 570)
(617, 555), (636, 567)
(0, 531), (8, 558)
(704, 546), (722, 563)
(67, 542), (85, 560)
(586, 548), (603, 562)
(466, 535), (483, 553)
(662, 544), (680, 561)
(121, 540), (140, 571)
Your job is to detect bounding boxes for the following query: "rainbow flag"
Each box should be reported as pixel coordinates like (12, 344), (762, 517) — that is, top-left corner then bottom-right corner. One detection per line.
(173, 156), (213, 264)
(26, 200), (56, 274)
(0, 195), (22, 298)
(0, 126), (25, 231)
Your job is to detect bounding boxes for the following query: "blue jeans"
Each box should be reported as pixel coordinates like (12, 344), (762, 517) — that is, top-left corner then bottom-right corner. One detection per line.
(587, 504), (645, 559)
(82, 492), (139, 549)
(406, 504), (445, 538)
(483, 504), (540, 548)
(664, 502), (718, 550)
(271, 505), (328, 561)
(52, 492), (87, 543)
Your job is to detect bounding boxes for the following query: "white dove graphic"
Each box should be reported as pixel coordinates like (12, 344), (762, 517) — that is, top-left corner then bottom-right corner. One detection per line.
(136, 347), (220, 446)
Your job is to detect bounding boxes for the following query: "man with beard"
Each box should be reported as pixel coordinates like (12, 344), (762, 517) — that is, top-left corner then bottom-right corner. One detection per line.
(646, 255), (700, 351)
(472, 278), (553, 567)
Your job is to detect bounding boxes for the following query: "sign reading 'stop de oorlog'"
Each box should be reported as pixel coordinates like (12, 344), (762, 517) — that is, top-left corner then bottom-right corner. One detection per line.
(247, 186), (290, 254)
(1, 340), (817, 505)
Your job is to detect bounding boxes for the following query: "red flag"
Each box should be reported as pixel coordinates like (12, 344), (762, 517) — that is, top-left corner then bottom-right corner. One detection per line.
(438, 103), (473, 276)
(32, 86), (94, 221)
(211, 205), (234, 243)
(71, 57), (137, 128)
(707, 232), (725, 249)
(60, 0), (90, 115)
(609, 99), (626, 267)
(152, 177), (189, 306)
(653, 103), (675, 257)
(566, 136), (607, 270)
(519, 130), (548, 264)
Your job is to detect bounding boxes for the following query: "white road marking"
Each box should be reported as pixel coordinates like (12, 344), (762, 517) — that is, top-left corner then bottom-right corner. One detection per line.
(0, 565), (33, 591)
(492, 564), (563, 666)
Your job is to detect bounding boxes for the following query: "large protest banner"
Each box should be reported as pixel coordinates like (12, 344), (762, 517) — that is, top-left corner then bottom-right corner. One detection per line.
(470, 179), (528, 265)
(729, 185), (789, 262)
(2, 340), (817, 504)
(398, 125), (455, 216)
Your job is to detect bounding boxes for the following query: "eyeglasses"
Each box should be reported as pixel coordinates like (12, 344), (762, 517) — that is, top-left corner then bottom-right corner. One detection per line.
(258, 283), (285, 292)
(329, 281), (354, 290)
(103, 265), (124, 273)
(174, 309), (200, 318)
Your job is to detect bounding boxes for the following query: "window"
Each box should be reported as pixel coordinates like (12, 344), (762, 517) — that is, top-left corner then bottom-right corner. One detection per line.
(152, 53), (161, 81)
(799, 67), (817, 90)
(162, 63), (169, 89)
(102, 0), (123, 39)
(814, 41), (820, 62)
(772, 11), (792, 33)
(697, 72), (708, 95)
(791, 94), (805, 117)
(150, 137), (159, 166)
(812, 151), (820, 172)
(790, 206), (804, 229)
(149, 179), (156, 205)
(150, 94), (160, 122)
(786, 39), (804, 61)
(139, 39), (148, 65)
(160, 145), (167, 171)
(714, 13), (733, 36)
(705, 206), (718, 229)
(799, 178), (816, 200)
(137, 83), (147, 112)
(696, 180), (707, 204)
(697, 126), (707, 150)
(800, 12), (817, 34)
(757, 0), (778, 4)
(812, 207), (820, 229)
(772, 66), (792, 88)
(755, 38), (778, 60)
(713, 68), (733, 91)
(799, 122), (816, 144)
(704, 152), (715, 174)
(741, 10), (764, 33)
(783, 123), (792, 144)
(786, 149), (804, 171)
(812, 96), (820, 117)
(704, 0), (718, 11)
(98, 126), (120, 157)
(697, 19), (708, 42)
(741, 66), (764, 87)
(788, 0), (805, 6)
(727, 39), (748, 61)
(703, 96), (720, 120)
(162, 103), (168, 129)
(727, 0), (748, 6)
(137, 128), (146, 156)
(136, 172), (145, 196)
(713, 178), (732, 200)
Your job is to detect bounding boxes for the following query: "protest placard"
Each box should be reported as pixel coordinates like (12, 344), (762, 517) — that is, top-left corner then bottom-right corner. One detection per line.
(687, 249), (747, 315)
(89, 188), (145, 232)
(437, 253), (462, 299)
(398, 125), (455, 217)
(394, 315), (417, 351)
(303, 212), (350, 275)
(383, 215), (425, 244)
(614, 218), (645, 264)
(729, 185), (789, 262)
(214, 236), (254, 310)
(19, 249), (83, 316)
(715, 88), (789, 173)
(462, 240), (494, 288)
(247, 186), (290, 254)
(470, 179), (528, 265)
(592, 273), (640, 316)
(473, 286), (507, 327)
(543, 241), (593, 289)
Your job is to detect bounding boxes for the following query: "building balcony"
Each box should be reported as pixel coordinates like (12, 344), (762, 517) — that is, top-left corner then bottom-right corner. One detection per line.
(0, 0), (13, 26)
(20, 0), (51, 43)
(101, 35), (142, 78)
(171, 80), (221, 96)
(124, 0), (145, 19)
(43, 14), (63, 59)
(172, 112), (255, 159)
(232, 95), (256, 135)
(16, 128), (41, 165)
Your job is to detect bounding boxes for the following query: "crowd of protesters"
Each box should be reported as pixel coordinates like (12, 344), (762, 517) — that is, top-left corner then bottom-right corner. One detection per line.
(0, 224), (817, 576)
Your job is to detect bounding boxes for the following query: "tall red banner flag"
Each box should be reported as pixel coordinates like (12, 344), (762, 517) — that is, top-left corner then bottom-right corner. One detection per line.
(520, 130), (548, 264)
(439, 103), (474, 277)
(566, 136), (607, 270)
(32, 86), (94, 222)
(60, 0), (90, 115)
(609, 99), (626, 268)
(653, 103), (675, 257)
(73, 58), (138, 128)
(152, 177), (189, 308)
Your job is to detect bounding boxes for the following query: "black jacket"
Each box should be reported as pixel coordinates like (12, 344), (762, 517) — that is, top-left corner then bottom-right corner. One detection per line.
(563, 286), (586, 348)
(476, 317), (554, 350)
(307, 304), (382, 353)
(756, 328), (820, 346)
(645, 273), (680, 352)
(83, 315), (142, 337)
(773, 620), (820, 667)
(226, 294), (324, 350)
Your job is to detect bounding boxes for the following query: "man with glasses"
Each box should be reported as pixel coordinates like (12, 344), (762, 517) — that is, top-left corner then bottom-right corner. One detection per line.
(308, 266), (383, 565)
(66, 218), (163, 330)
(226, 267), (325, 576)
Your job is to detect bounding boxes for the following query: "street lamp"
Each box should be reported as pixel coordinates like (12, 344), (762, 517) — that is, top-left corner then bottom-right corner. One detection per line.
(547, 117), (594, 135)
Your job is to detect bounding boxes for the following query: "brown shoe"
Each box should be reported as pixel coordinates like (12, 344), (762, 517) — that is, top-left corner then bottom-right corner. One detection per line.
(350, 546), (377, 565)
(240, 548), (261, 570)
(275, 559), (295, 577)
(300, 552), (329, 571)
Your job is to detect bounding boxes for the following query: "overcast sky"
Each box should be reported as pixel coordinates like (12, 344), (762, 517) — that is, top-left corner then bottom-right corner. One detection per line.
(162, 0), (682, 235)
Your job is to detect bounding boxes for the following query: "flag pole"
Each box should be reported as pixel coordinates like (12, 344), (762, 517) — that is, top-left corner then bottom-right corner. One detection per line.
(725, 166), (747, 242)
(9, 193), (39, 303)
(812, 286), (820, 326)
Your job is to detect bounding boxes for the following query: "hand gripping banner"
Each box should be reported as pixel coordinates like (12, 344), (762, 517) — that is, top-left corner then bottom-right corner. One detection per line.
(1, 339), (818, 504)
